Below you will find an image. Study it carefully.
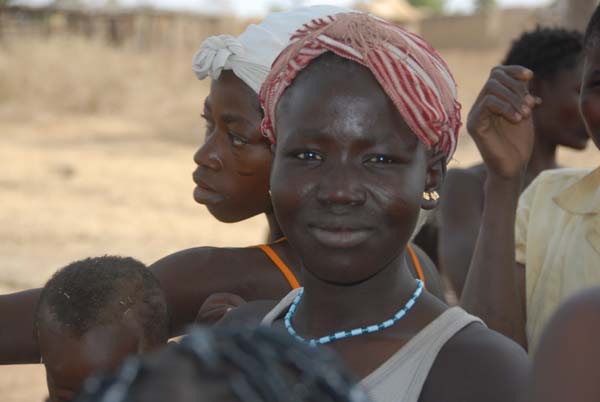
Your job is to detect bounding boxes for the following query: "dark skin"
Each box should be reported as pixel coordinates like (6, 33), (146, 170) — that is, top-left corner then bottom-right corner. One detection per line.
(0, 71), (442, 364)
(527, 287), (600, 402)
(39, 321), (153, 402)
(441, 63), (589, 297)
(226, 54), (529, 401)
(461, 44), (600, 349)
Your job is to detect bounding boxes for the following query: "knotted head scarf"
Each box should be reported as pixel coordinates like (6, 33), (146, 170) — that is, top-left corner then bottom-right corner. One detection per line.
(192, 5), (354, 94)
(260, 12), (462, 162)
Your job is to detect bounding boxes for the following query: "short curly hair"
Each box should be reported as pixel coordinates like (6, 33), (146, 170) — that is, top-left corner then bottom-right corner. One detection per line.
(35, 256), (169, 348)
(503, 26), (583, 81)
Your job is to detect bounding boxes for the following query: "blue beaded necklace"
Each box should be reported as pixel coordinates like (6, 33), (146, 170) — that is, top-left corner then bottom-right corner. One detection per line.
(284, 279), (424, 346)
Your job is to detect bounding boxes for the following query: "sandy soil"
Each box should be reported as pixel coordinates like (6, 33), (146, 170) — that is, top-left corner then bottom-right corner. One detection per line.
(1, 37), (598, 402)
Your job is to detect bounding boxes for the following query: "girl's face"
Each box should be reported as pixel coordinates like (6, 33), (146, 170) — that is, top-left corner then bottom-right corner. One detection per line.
(193, 72), (272, 223)
(270, 56), (443, 284)
(580, 43), (600, 149)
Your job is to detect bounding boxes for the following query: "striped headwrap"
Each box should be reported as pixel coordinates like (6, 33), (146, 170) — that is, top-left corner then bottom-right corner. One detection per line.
(260, 12), (462, 162)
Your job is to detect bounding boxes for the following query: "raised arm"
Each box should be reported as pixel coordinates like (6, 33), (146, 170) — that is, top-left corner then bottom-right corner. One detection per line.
(0, 288), (41, 364)
(439, 169), (485, 297)
(460, 65), (538, 348)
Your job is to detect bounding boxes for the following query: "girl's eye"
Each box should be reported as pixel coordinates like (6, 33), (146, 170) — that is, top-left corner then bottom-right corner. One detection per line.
(367, 155), (395, 164)
(228, 132), (248, 147)
(296, 151), (323, 161)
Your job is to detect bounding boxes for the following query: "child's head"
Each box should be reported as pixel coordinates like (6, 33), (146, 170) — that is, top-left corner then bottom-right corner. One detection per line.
(35, 256), (169, 402)
(74, 325), (371, 402)
(581, 5), (600, 149)
(503, 27), (588, 150)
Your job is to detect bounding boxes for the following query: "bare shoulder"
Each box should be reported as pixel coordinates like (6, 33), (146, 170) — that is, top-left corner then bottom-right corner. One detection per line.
(528, 288), (600, 402)
(150, 246), (263, 275)
(148, 246), (293, 335)
(149, 246), (282, 296)
(422, 322), (530, 402)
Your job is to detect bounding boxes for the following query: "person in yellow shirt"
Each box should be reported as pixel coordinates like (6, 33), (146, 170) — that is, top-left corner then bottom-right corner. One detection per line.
(461, 4), (600, 353)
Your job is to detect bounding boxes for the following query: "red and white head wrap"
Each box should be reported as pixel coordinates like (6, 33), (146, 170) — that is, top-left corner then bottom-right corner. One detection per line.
(260, 12), (462, 162)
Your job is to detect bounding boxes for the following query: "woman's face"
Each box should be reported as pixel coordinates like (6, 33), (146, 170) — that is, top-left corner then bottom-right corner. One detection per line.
(270, 56), (443, 284)
(193, 71), (273, 223)
(580, 43), (600, 149)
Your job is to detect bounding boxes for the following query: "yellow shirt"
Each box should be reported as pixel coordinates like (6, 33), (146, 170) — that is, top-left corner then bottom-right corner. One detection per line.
(516, 167), (600, 354)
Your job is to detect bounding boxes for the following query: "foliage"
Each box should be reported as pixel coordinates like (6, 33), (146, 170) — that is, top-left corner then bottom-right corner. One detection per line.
(475, 0), (497, 12)
(407, 0), (446, 15)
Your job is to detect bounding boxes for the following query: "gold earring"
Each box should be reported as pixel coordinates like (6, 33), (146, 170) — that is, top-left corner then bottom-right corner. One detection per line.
(431, 191), (440, 201)
(423, 192), (431, 201)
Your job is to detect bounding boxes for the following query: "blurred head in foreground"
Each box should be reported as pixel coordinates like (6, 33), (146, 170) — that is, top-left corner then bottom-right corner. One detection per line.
(74, 325), (371, 402)
(35, 256), (169, 402)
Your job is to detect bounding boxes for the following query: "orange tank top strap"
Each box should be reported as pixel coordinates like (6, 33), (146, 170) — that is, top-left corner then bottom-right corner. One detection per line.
(406, 243), (427, 289)
(255, 241), (301, 289)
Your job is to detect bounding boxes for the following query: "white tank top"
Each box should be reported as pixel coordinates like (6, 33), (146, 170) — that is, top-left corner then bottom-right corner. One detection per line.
(261, 288), (483, 402)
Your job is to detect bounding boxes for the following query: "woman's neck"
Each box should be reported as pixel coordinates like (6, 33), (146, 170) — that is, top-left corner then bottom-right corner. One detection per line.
(292, 251), (419, 339)
(265, 212), (285, 242)
(525, 134), (559, 187)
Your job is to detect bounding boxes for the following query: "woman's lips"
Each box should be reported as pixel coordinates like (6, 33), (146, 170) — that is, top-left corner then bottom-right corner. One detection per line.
(309, 226), (373, 248)
(192, 172), (225, 204)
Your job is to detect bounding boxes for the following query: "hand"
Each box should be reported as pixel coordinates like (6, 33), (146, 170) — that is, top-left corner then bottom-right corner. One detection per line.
(467, 65), (540, 179)
(195, 292), (246, 326)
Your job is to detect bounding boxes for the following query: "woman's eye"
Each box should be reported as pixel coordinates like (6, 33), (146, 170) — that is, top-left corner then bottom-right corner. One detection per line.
(367, 155), (395, 164)
(228, 132), (248, 146)
(296, 151), (323, 161)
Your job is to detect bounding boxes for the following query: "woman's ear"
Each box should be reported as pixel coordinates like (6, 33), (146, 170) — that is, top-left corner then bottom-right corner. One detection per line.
(421, 152), (446, 210)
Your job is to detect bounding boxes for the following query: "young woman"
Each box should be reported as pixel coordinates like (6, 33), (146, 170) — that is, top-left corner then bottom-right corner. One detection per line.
(461, 5), (600, 352)
(227, 12), (529, 402)
(440, 27), (588, 297)
(0, 6), (442, 365)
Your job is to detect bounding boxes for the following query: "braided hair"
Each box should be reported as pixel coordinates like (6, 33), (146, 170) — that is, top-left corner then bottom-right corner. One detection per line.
(584, 4), (600, 48)
(74, 325), (372, 402)
(503, 26), (583, 81)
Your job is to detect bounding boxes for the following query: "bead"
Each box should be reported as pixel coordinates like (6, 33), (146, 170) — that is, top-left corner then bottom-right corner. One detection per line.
(284, 279), (424, 345)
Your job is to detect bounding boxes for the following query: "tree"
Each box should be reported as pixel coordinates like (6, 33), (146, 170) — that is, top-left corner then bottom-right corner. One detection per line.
(475, 0), (497, 12)
(407, 0), (446, 15)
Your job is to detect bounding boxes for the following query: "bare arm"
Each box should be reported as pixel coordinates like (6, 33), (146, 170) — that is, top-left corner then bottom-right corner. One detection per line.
(0, 289), (41, 364)
(462, 176), (528, 347)
(460, 65), (539, 349)
(439, 169), (484, 297)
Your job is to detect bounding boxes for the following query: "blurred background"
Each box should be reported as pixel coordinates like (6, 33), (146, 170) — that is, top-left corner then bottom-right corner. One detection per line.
(1, 0), (599, 400)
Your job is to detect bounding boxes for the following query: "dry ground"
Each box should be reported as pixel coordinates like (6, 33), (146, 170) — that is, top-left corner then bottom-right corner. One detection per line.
(1, 36), (598, 402)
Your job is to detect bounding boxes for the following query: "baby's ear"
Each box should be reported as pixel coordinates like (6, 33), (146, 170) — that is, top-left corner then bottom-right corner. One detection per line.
(421, 152), (446, 210)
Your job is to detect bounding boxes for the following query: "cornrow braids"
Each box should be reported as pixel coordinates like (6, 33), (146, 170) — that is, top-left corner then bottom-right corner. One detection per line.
(503, 26), (583, 81)
(75, 326), (372, 402)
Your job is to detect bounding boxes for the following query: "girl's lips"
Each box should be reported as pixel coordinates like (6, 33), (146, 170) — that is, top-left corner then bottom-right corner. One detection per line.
(193, 185), (225, 204)
(309, 226), (373, 248)
(192, 173), (224, 204)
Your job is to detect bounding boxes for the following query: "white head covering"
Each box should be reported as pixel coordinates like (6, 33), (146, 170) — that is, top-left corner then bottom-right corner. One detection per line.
(192, 5), (354, 94)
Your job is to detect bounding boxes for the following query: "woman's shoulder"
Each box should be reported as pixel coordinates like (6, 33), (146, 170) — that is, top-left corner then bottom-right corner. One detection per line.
(423, 320), (530, 402)
(149, 245), (276, 277)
